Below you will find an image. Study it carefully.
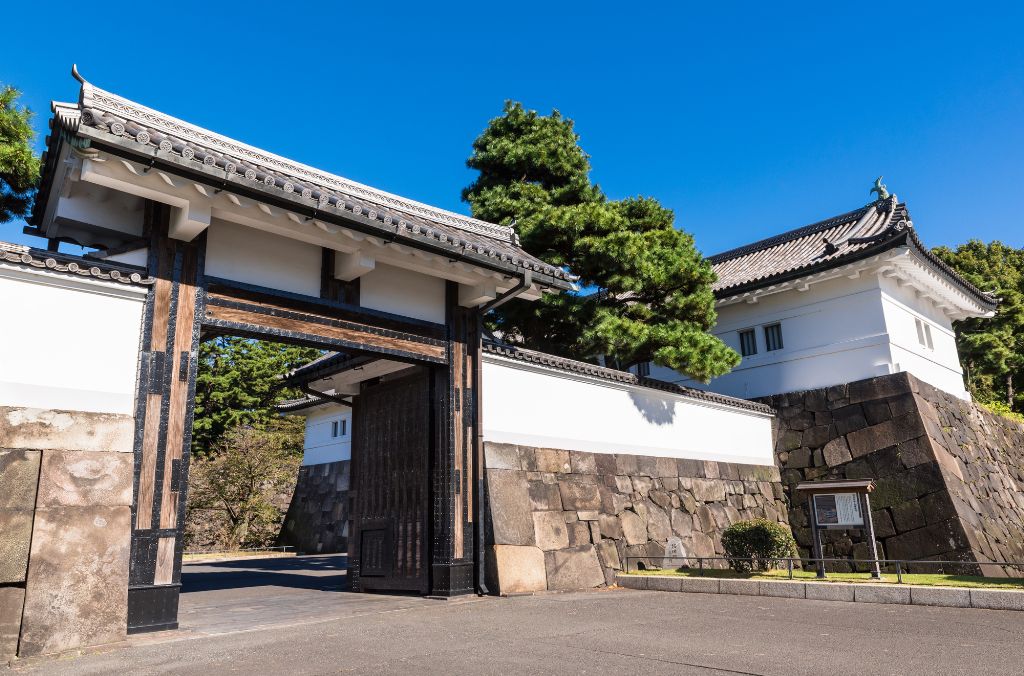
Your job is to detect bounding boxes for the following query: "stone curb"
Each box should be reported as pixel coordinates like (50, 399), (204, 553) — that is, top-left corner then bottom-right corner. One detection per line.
(615, 574), (1024, 611)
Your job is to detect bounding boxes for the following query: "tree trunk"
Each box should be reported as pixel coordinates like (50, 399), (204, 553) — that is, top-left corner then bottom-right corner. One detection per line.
(1008, 373), (1015, 409)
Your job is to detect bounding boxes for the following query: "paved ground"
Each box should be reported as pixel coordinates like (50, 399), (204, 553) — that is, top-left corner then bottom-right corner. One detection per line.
(8, 555), (1024, 675)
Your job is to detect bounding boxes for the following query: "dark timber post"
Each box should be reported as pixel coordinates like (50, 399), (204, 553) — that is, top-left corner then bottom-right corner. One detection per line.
(127, 201), (205, 632)
(429, 282), (477, 596)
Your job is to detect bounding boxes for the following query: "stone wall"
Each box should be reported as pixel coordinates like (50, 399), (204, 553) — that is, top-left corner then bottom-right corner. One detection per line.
(483, 443), (788, 594)
(278, 460), (350, 555)
(766, 373), (1024, 576)
(0, 407), (134, 660)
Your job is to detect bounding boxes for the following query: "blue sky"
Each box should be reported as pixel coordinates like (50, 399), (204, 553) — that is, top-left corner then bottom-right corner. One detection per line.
(2, 1), (1021, 255)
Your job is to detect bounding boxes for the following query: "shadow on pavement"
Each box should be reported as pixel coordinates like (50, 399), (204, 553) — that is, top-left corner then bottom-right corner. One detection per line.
(181, 553), (349, 593)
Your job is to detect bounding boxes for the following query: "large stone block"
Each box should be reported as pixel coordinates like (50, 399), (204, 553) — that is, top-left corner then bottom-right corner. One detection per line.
(0, 586), (25, 659)
(0, 408), (133, 453)
(488, 545), (547, 594)
(527, 448), (571, 473)
(569, 451), (597, 475)
(0, 511), (33, 584)
(36, 450), (133, 508)
(690, 478), (727, 502)
(558, 479), (602, 511)
(19, 505), (130, 656)
(620, 509), (648, 546)
(0, 449), (41, 510)
(646, 505), (671, 541)
(544, 545), (605, 590)
(533, 511), (570, 551)
(484, 443), (522, 470)
(598, 513), (623, 539)
(595, 539), (621, 570)
(486, 470), (536, 546)
(527, 480), (562, 511)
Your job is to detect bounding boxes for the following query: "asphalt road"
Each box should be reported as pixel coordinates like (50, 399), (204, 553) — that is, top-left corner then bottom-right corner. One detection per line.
(8, 555), (1024, 675)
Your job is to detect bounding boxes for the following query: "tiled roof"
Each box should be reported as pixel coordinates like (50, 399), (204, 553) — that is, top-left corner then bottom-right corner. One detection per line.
(482, 341), (775, 415)
(0, 240), (154, 286)
(708, 197), (996, 308)
(37, 69), (574, 290)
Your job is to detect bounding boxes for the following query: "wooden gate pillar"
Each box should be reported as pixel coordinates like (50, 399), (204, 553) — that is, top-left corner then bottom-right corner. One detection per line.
(429, 284), (479, 596)
(126, 202), (204, 632)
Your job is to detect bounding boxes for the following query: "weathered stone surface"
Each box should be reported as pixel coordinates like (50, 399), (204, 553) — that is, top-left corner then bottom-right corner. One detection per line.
(567, 521), (591, 546)
(558, 480), (602, 511)
(0, 408), (134, 453)
(528, 448), (571, 473)
(677, 577), (720, 594)
(620, 509), (648, 546)
(36, 450), (133, 508)
(691, 479), (726, 502)
(0, 586), (25, 659)
(569, 451), (597, 475)
(280, 460), (350, 554)
(488, 545), (546, 594)
(646, 505), (671, 541)
(970, 589), (1024, 611)
(598, 513), (623, 540)
(527, 480), (562, 511)
(0, 510), (33, 584)
(595, 540), (621, 570)
(821, 437), (852, 466)
(484, 443), (522, 470)
(19, 505), (130, 656)
(759, 580), (806, 598)
(719, 578), (759, 595)
(854, 584), (910, 605)
(805, 582), (856, 602)
(487, 470), (536, 546)
(544, 546), (605, 590)
(910, 585), (970, 608)
(646, 576), (683, 592)
(891, 500), (926, 533)
(0, 449), (41, 510)
(533, 511), (570, 551)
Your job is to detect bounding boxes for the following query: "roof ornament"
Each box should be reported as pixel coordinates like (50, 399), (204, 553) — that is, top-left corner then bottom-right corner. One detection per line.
(71, 64), (86, 84)
(869, 176), (890, 201)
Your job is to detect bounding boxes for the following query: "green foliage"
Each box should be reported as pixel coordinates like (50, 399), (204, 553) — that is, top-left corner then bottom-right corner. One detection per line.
(192, 337), (321, 457)
(185, 422), (302, 551)
(932, 240), (1024, 411)
(0, 85), (41, 223)
(463, 101), (738, 381)
(978, 400), (1024, 424)
(721, 518), (798, 573)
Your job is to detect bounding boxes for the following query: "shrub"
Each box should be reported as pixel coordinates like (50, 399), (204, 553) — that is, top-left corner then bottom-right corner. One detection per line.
(721, 519), (798, 573)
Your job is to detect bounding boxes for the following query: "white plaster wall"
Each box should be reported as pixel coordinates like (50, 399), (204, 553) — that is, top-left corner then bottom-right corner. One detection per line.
(0, 265), (146, 414)
(656, 274), (893, 399)
(103, 248), (149, 268)
(300, 404), (352, 466)
(482, 356), (775, 466)
(359, 262), (446, 324)
(205, 219), (321, 296)
(879, 277), (969, 398)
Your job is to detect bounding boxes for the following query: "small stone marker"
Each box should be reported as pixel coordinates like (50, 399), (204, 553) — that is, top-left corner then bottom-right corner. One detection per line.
(665, 537), (686, 568)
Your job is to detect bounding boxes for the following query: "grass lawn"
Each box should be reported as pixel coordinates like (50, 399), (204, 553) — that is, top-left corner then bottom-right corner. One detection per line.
(628, 567), (1024, 590)
(183, 550), (296, 562)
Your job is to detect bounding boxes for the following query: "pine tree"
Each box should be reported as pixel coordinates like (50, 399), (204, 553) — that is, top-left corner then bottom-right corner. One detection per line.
(0, 85), (41, 223)
(463, 102), (738, 381)
(192, 337), (322, 457)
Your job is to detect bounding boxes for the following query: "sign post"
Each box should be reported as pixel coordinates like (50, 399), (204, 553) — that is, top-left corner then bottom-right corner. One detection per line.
(797, 479), (880, 579)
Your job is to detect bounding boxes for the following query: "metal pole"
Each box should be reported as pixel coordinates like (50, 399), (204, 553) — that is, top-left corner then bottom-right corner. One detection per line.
(863, 492), (882, 580)
(807, 495), (826, 579)
(788, 558), (794, 580)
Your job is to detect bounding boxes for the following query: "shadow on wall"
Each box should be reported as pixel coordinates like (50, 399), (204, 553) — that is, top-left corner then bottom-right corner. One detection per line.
(628, 390), (677, 425)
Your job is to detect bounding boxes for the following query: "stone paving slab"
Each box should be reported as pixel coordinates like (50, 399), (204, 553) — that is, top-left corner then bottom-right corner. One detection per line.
(616, 574), (1024, 611)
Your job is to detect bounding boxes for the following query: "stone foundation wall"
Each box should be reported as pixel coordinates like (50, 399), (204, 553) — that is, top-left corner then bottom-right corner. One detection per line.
(277, 460), (350, 555)
(0, 407), (134, 660)
(766, 373), (1024, 576)
(483, 443), (788, 594)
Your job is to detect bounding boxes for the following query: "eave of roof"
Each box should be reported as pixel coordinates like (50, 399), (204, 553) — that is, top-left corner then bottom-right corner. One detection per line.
(482, 341), (775, 415)
(31, 71), (576, 291)
(0, 240), (154, 286)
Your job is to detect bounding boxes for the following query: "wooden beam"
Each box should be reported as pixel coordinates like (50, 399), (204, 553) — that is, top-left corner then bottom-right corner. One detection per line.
(335, 250), (375, 281)
(458, 281), (497, 307)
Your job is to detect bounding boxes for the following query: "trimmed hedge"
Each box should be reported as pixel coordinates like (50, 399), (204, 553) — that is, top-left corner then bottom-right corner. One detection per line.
(721, 518), (798, 573)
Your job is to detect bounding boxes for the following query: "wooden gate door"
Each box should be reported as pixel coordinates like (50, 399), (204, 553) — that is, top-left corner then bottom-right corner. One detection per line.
(350, 369), (431, 593)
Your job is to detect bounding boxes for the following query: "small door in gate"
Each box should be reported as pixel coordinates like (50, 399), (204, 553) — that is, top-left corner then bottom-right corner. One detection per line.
(350, 369), (431, 593)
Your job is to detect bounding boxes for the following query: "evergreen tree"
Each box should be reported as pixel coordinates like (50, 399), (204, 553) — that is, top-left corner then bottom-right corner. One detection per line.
(463, 101), (738, 380)
(933, 240), (1024, 411)
(192, 337), (321, 457)
(0, 85), (41, 223)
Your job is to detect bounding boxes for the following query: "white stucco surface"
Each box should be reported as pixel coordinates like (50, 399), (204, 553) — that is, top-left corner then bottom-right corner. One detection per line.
(205, 219), (322, 297)
(298, 405), (352, 466)
(358, 262), (446, 324)
(481, 355), (775, 466)
(0, 265), (146, 414)
(653, 264), (972, 400)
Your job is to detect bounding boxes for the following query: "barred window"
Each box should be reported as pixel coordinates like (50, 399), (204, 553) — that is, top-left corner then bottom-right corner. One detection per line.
(739, 329), (757, 357)
(764, 323), (784, 352)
